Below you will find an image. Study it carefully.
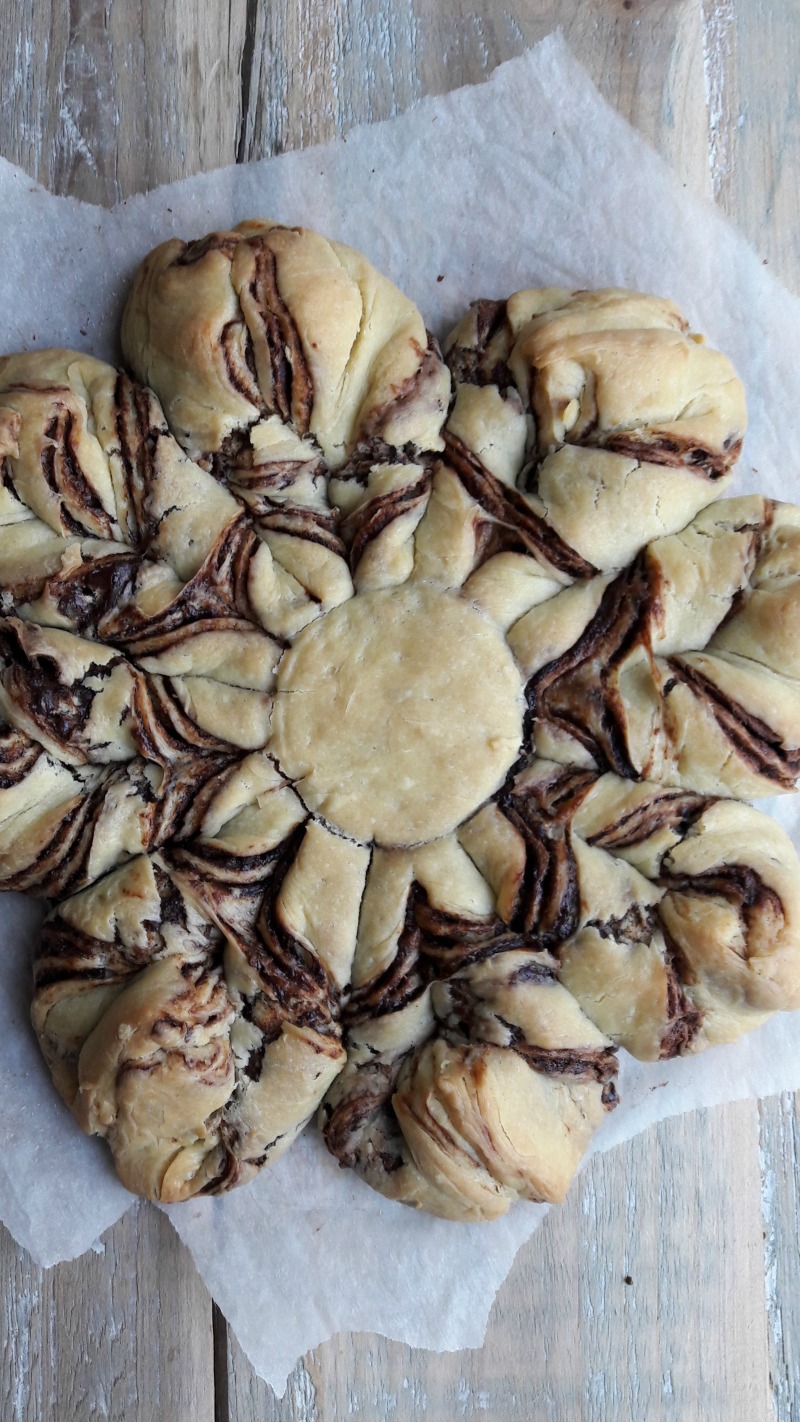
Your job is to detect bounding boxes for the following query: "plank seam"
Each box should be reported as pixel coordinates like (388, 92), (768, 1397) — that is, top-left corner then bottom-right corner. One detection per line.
(236, 0), (260, 164)
(212, 1301), (231, 1422)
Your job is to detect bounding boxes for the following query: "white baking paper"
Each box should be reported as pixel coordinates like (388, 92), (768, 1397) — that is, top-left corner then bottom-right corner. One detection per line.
(2, 31), (800, 1396)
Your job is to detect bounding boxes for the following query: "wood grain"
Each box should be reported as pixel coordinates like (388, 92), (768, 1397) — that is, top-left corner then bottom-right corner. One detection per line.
(224, 1105), (771, 1422)
(0, 1205), (214, 1422)
(1, 1), (799, 1418)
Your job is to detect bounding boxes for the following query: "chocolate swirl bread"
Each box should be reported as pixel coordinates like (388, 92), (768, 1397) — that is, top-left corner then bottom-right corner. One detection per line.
(320, 763), (800, 1219)
(120, 221), (450, 483)
(3, 230), (800, 1221)
(442, 290), (800, 799)
(31, 757), (366, 1200)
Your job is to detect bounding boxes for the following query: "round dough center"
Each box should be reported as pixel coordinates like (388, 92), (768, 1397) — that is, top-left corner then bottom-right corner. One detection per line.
(272, 585), (524, 847)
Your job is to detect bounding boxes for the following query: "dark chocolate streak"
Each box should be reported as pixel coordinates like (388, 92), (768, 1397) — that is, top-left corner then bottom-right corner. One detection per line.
(666, 657), (800, 788)
(527, 557), (654, 777)
(131, 674), (235, 764)
(587, 790), (709, 852)
(247, 502), (344, 556)
(662, 862), (784, 945)
(346, 899), (425, 1024)
(0, 456), (23, 504)
(595, 430), (741, 480)
(358, 333), (446, 449)
(40, 406), (115, 539)
(510, 764), (597, 822)
(99, 516), (262, 653)
(497, 786), (581, 947)
(207, 429), (256, 484)
(2, 776), (107, 897)
(211, 827), (344, 1046)
(345, 887), (512, 1027)
(34, 897), (166, 990)
(19, 551), (143, 634)
(438, 980), (618, 1084)
(345, 470), (432, 571)
(446, 299), (513, 391)
(113, 370), (164, 545)
(589, 902), (657, 947)
(249, 239), (314, 435)
(320, 1060), (407, 1175)
(658, 923), (705, 1057)
(444, 431), (596, 580)
(220, 319), (263, 406)
(175, 233), (239, 265)
(0, 619), (124, 755)
(335, 439), (422, 486)
(0, 726), (42, 787)
(231, 462), (344, 555)
(509, 1038), (618, 1083)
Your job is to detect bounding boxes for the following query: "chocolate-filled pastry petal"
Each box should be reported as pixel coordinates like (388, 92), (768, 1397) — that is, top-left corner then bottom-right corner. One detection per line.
(320, 813), (618, 1221)
(32, 856), (237, 1200)
(0, 524), (146, 635)
(0, 617), (139, 764)
(0, 351), (185, 549)
(659, 800), (800, 1044)
(392, 1037), (610, 1216)
(515, 494), (800, 800)
(0, 741), (240, 899)
(335, 462), (432, 591)
(560, 773), (800, 1054)
(121, 221), (450, 473)
(506, 288), (745, 477)
(31, 846), (355, 1202)
(443, 289), (745, 585)
(706, 500), (800, 679)
(660, 650), (800, 798)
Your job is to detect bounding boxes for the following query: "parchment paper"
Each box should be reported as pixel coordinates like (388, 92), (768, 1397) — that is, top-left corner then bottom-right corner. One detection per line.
(2, 32), (800, 1396)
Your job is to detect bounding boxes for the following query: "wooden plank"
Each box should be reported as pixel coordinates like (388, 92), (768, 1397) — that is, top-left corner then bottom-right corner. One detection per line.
(702, 9), (800, 1419)
(701, 0), (800, 288)
(236, 0), (710, 183)
(224, 1105), (770, 1421)
(0, 1204), (215, 1422)
(0, 0), (249, 206)
(759, 1095), (800, 1422)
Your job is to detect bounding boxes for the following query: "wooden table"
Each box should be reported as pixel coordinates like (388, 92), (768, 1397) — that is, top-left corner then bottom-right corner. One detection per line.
(1, 2), (799, 1417)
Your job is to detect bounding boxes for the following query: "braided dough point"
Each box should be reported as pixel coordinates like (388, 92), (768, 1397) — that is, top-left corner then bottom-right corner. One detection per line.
(443, 287), (746, 576)
(121, 221), (450, 472)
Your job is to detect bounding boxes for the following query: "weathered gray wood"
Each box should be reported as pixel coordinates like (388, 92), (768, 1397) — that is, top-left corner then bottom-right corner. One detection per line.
(235, 0), (710, 181)
(702, 16), (800, 1417)
(759, 1094), (800, 1422)
(225, 1105), (770, 1421)
(1, 0), (249, 205)
(0, 1204), (215, 1422)
(701, 0), (800, 289)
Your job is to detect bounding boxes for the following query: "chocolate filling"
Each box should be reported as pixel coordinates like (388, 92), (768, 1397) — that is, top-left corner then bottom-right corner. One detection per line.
(444, 431), (597, 580)
(666, 656), (800, 788)
(445, 299), (513, 391)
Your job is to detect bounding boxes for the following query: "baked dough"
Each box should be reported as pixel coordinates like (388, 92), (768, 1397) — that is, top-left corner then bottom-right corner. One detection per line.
(1, 235), (799, 1220)
(272, 584), (524, 845)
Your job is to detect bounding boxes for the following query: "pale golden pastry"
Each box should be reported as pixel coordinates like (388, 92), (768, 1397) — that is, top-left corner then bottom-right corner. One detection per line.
(3, 246), (800, 1223)
(32, 818), (351, 1202)
(121, 220), (450, 475)
(443, 287), (746, 573)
